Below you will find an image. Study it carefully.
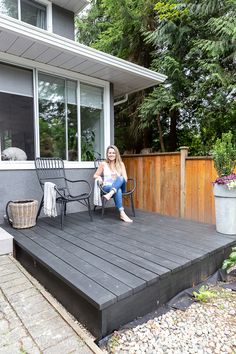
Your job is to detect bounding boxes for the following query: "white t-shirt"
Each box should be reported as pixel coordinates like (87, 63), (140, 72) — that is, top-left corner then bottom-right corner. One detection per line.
(103, 163), (120, 186)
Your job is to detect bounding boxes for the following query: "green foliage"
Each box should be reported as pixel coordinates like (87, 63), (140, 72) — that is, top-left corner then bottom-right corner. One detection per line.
(76, 0), (107, 47)
(39, 101), (66, 159)
(211, 131), (236, 177)
(142, 0), (236, 153)
(81, 129), (95, 161)
(154, 1), (189, 21)
(76, 0), (154, 65)
(75, 0), (236, 154)
(192, 285), (217, 302)
(222, 247), (236, 270)
(107, 331), (121, 353)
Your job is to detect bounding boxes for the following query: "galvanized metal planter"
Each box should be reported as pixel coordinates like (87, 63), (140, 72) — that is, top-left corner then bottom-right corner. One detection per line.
(214, 184), (236, 235)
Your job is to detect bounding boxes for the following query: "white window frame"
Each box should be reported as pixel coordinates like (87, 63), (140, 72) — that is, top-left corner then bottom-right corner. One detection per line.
(38, 0), (52, 32)
(0, 55), (111, 170)
(15, 0), (52, 32)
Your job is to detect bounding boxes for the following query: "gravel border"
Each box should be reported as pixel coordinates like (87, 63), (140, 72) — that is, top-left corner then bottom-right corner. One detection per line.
(102, 283), (236, 354)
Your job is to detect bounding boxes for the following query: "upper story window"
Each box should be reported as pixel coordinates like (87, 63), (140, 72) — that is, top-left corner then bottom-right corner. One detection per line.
(0, 0), (52, 31)
(21, 0), (47, 29)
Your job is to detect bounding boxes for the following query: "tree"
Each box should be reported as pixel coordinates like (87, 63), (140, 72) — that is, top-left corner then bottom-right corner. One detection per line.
(76, 0), (236, 154)
(139, 0), (236, 153)
(76, 0), (155, 65)
(76, 0), (158, 153)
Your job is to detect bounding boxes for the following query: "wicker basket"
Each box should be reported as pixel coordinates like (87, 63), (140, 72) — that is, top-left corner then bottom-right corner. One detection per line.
(6, 200), (38, 229)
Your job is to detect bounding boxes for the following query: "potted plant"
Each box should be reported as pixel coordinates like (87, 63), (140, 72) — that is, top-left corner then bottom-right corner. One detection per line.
(212, 131), (236, 234)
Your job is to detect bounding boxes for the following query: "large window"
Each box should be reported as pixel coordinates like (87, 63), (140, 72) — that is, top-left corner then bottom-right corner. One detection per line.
(0, 63), (34, 160)
(0, 64), (106, 163)
(0, 0), (48, 30)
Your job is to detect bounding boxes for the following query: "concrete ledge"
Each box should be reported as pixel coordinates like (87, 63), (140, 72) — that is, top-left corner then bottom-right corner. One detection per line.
(0, 227), (13, 255)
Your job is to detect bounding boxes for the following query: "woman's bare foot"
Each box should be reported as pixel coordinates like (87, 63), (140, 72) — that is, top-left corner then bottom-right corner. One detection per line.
(103, 190), (115, 201)
(120, 211), (133, 223)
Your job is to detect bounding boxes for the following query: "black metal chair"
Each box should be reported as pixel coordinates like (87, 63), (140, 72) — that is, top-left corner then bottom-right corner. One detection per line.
(94, 158), (136, 217)
(35, 157), (93, 229)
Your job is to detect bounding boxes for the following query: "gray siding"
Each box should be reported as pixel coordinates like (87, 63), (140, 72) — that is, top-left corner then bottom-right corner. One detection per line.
(0, 168), (94, 224)
(52, 4), (74, 40)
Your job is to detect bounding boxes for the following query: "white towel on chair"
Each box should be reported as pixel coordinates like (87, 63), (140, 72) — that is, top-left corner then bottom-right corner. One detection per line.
(44, 182), (57, 217)
(93, 179), (102, 206)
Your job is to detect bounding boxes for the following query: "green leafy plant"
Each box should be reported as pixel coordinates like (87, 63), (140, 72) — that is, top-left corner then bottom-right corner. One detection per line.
(192, 285), (217, 302)
(107, 331), (121, 353)
(222, 247), (236, 270)
(212, 131), (236, 178)
(81, 129), (95, 161)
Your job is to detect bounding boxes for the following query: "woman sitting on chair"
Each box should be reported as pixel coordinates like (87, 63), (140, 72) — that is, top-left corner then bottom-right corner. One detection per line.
(94, 145), (133, 223)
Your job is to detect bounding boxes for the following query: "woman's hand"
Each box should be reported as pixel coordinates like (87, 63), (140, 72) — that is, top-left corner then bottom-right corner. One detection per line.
(93, 162), (105, 183)
(97, 176), (103, 184)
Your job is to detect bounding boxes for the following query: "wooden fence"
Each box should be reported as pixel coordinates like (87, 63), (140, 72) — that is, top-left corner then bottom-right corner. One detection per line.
(123, 148), (218, 225)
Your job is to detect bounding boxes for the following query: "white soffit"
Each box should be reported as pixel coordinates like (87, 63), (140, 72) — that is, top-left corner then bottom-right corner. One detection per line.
(51, 0), (89, 14)
(0, 16), (167, 97)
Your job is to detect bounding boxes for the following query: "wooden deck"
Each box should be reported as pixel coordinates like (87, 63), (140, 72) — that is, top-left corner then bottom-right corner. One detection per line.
(2, 209), (236, 339)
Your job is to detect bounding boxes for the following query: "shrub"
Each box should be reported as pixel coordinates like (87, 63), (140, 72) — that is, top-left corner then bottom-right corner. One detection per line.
(212, 131), (236, 177)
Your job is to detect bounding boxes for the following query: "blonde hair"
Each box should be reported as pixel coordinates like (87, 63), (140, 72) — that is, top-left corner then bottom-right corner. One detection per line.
(106, 145), (123, 174)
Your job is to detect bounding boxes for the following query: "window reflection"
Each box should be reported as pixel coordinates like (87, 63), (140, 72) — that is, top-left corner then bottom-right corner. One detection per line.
(67, 80), (78, 161)
(0, 0), (18, 18)
(0, 63), (34, 160)
(38, 74), (66, 159)
(21, 0), (46, 30)
(0, 0), (47, 30)
(0, 93), (34, 160)
(38, 74), (78, 160)
(80, 84), (104, 161)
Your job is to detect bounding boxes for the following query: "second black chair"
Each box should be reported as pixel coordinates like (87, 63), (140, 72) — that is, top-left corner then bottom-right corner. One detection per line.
(94, 158), (136, 217)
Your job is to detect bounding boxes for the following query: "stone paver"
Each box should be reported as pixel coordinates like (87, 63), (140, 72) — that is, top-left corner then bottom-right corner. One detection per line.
(0, 255), (101, 354)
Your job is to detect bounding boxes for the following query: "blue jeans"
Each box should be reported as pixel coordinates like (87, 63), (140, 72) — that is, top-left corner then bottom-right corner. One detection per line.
(102, 176), (126, 211)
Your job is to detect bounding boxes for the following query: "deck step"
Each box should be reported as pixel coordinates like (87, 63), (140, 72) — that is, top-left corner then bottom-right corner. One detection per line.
(0, 227), (13, 255)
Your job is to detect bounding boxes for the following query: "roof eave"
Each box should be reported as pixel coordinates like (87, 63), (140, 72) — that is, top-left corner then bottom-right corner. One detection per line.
(0, 16), (167, 97)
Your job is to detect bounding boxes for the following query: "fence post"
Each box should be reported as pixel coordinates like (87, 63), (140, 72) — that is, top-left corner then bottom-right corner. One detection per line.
(180, 146), (189, 218)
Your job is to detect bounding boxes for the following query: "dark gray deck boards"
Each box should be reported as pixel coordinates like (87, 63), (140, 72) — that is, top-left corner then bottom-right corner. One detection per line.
(3, 208), (236, 338)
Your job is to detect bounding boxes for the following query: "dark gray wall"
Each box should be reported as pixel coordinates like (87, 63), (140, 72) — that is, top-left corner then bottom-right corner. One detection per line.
(52, 4), (74, 40)
(0, 168), (94, 224)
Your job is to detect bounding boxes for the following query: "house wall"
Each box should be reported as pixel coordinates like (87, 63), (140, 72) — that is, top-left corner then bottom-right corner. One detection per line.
(0, 168), (94, 224)
(0, 28), (115, 224)
(52, 4), (75, 40)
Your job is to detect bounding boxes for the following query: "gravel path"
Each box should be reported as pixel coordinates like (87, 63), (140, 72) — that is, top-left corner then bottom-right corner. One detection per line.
(104, 285), (236, 354)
